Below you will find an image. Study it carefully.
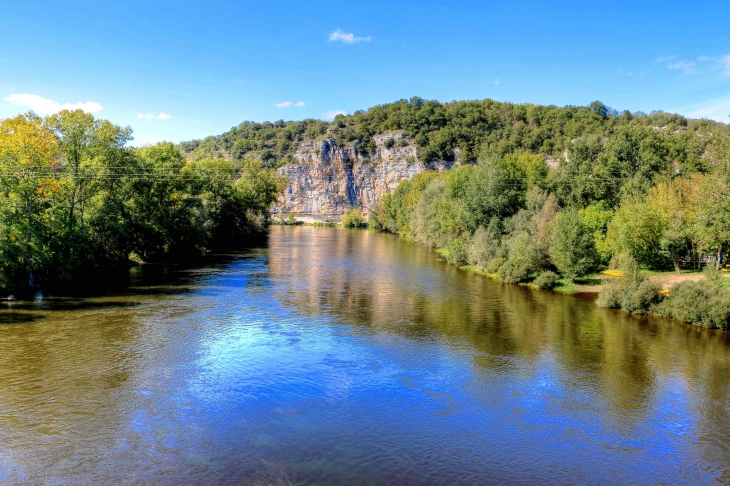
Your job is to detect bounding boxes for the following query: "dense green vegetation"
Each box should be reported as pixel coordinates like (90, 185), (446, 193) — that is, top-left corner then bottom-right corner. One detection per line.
(0, 110), (286, 292)
(179, 97), (714, 169)
(366, 101), (730, 329)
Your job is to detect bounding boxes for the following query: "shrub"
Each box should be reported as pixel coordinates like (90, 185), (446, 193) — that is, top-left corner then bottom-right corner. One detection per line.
(340, 209), (366, 228)
(486, 257), (505, 274)
(596, 280), (625, 309)
(534, 271), (559, 289)
(597, 254), (660, 314)
(498, 257), (533, 283)
(397, 138), (409, 147)
(703, 264), (722, 283)
(659, 281), (730, 329)
(622, 280), (662, 314)
(384, 138), (395, 149)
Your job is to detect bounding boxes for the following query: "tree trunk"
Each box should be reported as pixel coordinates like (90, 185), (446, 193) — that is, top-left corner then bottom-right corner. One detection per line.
(717, 244), (723, 270)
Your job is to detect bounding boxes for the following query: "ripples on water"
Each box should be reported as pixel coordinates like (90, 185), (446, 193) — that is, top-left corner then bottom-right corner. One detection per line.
(0, 226), (729, 485)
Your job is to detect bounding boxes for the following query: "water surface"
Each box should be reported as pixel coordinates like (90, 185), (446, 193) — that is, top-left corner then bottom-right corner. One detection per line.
(1, 226), (729, 484)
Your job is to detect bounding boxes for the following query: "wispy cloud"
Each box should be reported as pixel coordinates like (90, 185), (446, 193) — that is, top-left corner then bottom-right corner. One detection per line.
(720, 54), (730, 77)
(328, 29), (371, 44)
(276, 101), (305, 108)
(655, 55), (675, 63)
(683, 95), (730, 123)
(137, 112), (172, 120)
(5, 93), (102, 115)
(494, 78), (500, 85)
(698, 55), (713, 62)
(666, 60), (696, 75)
(324, 110), (346, 120)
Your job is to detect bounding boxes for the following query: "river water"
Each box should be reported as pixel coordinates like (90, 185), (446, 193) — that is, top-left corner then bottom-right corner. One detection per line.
(0, 226), (729, 485)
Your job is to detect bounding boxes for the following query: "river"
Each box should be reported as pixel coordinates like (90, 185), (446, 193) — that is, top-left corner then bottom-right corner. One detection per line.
(0, 226), (729, 485)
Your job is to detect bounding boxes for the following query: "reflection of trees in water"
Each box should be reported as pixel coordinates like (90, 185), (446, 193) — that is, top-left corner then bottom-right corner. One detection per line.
(268, 227), (730, 443)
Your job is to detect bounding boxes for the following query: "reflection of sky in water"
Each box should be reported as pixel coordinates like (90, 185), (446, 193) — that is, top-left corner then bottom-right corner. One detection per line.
(0, 226), (728, 484)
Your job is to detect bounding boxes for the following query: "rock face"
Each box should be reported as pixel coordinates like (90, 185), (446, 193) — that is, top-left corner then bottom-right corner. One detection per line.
(273, 134), (454, 221)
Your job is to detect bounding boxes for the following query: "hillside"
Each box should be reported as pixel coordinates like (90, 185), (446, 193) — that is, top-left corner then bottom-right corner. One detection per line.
(179, 97), (729, 169)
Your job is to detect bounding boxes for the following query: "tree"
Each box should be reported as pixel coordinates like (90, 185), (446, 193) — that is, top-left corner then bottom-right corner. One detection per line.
(605, 196), (666, 268)
(44, 109), (132, 229)
(0, 114), (60, 289)
(550, 209), (600, 280)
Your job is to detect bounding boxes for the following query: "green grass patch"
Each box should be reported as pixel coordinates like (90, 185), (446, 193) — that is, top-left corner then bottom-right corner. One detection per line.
(553, 278), (578, 294)
(574, 276), (602, 286)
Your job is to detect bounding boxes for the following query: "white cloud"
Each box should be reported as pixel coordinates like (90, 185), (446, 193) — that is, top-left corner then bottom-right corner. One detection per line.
(276, 100), (305, 108)
(720, 54), (730, 77)
(137, 112), (172, 120)
(328, 29), (371, 44)
(683, 96), (730, 123)
(667, 60), (696, 75)
(655, 55), (675, 63)
(698, 55), (713, 62)
(494, 78), (500, 85)
(5, 93), (102, 115)
(324, 110), (347, 120)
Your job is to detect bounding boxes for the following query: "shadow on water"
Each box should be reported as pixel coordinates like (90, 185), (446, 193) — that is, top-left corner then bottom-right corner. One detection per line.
(0, 312), (46, 325)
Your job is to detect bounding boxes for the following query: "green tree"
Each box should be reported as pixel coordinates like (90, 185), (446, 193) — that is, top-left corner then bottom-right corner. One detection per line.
(550, 209), (600, 280)
(0, 114), (60, 289)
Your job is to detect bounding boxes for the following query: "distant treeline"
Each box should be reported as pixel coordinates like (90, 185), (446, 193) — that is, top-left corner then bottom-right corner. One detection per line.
(0, 110), (286, 291)
(179, 97), (727, 169)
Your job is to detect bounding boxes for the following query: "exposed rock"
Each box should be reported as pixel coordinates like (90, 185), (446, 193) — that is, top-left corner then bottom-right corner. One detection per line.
(273, 138), (454, 219)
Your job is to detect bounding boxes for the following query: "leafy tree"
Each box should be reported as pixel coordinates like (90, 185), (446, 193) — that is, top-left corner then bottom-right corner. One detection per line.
(605, 196), (666, 268)
(550, 209), (600, 280)
(0, 114), (60, 288)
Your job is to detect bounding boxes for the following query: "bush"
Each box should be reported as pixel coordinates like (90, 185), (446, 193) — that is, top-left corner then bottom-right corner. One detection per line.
(597, 254), (660, 314)
(340, 209), (366, 228)
(384, 138), (395, 149)
(703, 264), (722, 283)
(659, 281), (730, 329)
(534, 271), (559, 289)
(622, 280), (661, 314)
(596, 280), (625, 309)
(498, 257), (533, 283)
(486, 257), (505, 274)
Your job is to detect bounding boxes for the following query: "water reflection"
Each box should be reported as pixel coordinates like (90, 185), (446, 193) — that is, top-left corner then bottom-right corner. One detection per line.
(0, 226), (728, 484)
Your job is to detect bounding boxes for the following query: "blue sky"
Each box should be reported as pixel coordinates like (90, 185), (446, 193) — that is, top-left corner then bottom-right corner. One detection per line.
(1, 0), (729, 146)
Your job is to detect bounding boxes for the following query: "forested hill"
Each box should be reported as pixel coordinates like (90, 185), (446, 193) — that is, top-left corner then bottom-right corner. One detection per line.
(179, 97), (730, 169)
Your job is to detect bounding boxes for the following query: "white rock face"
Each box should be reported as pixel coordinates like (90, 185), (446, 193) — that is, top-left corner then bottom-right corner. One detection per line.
(274, 137), (454, 218)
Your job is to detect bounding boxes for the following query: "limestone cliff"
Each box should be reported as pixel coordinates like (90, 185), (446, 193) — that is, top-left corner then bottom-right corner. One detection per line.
(273, 134), (454, 222)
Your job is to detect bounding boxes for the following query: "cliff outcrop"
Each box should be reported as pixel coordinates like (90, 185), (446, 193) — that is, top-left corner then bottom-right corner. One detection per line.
(273, 134), (454, 221)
